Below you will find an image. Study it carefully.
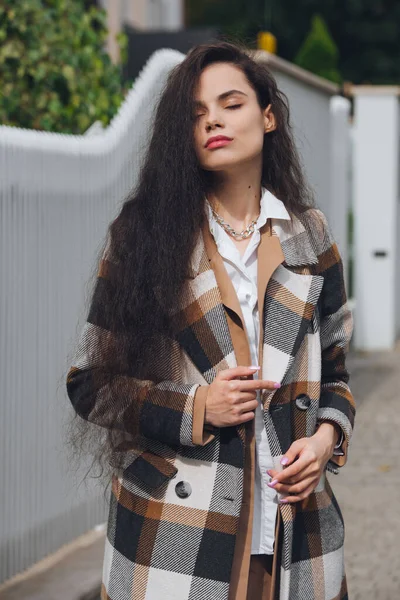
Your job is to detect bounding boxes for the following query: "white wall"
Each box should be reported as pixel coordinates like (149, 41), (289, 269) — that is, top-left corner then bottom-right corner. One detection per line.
(352, 90), (399, 350)
(273, 71), (333, 216)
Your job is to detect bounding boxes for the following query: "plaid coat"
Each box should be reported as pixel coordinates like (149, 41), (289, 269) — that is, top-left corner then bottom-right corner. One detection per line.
(67, 207), (355, 600)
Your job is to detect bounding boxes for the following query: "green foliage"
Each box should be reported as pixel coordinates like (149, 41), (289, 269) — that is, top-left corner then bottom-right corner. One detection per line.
(0, 0), (129, 134)
(187, 0), (400, 84)
(295, 15), (341, 84)
(185, 0), (264, 48)
(261, 0), (400, 85)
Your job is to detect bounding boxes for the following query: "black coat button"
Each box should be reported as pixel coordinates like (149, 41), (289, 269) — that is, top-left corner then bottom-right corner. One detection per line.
(175, 481), (192, 499)
(295, 394), (311, 411)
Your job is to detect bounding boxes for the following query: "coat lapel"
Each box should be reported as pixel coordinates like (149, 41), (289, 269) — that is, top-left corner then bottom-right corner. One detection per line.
(273, 214), (319, 268)
(260, 216), (324, 409)
(174, 225), (240, 385)
(200, 218), (287, 359)
(256, 220), (286, 362)
(202, 223), (246, 337)
(177, 210), (323, 404)
(201, 223), (253, 445)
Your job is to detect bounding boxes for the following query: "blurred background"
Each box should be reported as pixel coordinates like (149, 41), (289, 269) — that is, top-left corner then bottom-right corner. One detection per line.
(0, 1), (399, 599)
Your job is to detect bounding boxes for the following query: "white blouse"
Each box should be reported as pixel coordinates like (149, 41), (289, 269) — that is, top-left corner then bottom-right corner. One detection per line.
(205, 187), (291, 555)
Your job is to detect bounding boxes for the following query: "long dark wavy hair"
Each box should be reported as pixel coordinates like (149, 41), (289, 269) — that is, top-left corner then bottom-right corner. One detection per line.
(66, 40), (314, 487)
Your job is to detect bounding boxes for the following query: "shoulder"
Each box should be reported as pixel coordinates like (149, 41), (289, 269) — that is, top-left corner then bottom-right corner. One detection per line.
(296, 207), (336, 258)
(297, 206), (330, 237)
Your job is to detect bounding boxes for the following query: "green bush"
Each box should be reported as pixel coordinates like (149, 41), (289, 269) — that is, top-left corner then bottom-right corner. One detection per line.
(0, 0), (129, 134)
(295, 15), (341, 84)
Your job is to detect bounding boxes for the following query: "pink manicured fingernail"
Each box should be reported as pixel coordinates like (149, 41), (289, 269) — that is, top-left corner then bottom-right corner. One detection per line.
(280, 499), (289, 503)
(266, 470), (273, 476)
(268, 479), (278, 487)
(274, 382), (281, 389)
(280, 457), (289, 466)
(250, 365), (260, 370)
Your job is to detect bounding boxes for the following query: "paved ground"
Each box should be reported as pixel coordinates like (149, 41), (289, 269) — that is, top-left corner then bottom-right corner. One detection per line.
(0, 528), (105, 600)
(333, 341), (400, 600)
(2, 343), (399, 600)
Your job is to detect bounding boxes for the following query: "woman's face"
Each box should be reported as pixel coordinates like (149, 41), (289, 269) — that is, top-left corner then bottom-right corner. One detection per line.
(193, 62), (274, 173)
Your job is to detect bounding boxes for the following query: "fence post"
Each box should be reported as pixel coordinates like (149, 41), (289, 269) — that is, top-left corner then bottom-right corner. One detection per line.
(330, 96), (351, 291)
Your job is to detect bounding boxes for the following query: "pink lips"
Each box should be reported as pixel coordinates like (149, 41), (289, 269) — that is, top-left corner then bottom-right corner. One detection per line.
(205, 135), (233, 149)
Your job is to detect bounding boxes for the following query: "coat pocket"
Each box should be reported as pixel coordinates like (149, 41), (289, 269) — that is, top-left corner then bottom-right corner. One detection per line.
(123, 450), (178, 490)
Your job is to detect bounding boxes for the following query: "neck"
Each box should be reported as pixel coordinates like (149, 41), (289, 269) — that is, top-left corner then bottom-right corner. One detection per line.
(207, 162), (262, 228)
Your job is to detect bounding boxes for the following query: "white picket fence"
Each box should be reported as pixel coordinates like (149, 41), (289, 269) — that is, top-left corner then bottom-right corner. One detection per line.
(0, 48), (351, 584)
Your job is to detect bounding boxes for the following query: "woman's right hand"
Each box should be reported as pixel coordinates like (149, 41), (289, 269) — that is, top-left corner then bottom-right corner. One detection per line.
(204, 366), (280, 428)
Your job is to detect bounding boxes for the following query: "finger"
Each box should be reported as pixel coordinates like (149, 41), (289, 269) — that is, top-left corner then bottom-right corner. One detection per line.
(279, 482), (316, 504)
(270, 476), (316, 495)
(232, 391), (257, 403)
(237, 379), (281, 392)
(270, 454), (312, 482)
(219, 366), (261, 380)
(267, 464), (316, 485)
(279, 439), (308, 468)
(237, 400), (258, 414)
(266, 468), (279, 479)
(285, 477), (318, 496)
(283, 465), (319, 484)
(234, 410), (255, 424)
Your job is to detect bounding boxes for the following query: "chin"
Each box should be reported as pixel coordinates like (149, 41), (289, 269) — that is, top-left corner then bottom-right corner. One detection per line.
(202, 157), (245, 172)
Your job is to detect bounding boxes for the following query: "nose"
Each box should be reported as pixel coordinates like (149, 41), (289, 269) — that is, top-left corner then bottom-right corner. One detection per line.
(205, 116), (223, 132)
(206, 122), (221, 132)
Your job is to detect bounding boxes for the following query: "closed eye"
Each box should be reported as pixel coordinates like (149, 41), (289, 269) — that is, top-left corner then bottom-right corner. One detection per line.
(193, 104), (242, 119)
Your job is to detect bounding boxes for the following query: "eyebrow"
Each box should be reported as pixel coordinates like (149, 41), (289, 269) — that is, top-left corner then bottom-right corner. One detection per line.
(193, 89), (248, 109)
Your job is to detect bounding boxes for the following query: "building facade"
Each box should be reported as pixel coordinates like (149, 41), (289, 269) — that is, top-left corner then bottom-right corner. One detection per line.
(99, 0), (184, 61)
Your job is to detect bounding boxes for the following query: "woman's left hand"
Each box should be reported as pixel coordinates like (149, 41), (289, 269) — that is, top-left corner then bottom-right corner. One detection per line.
(266, 422), (340, 503)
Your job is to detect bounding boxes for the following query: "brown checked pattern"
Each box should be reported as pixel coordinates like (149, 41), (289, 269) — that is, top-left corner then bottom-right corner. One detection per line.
(67, 207), (355, 600)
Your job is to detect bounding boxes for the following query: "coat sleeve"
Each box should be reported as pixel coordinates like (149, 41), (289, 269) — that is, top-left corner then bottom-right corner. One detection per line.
(313, 209), (356, 471)
(66, 244), (214, 449)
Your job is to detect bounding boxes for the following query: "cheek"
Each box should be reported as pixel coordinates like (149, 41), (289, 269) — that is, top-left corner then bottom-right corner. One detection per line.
(231, 111), (265, 150)
(193, 127), (215, 167)
(237, 127), (265, 158)
(193, 128), (205, 159)
(248, 114), (266, 137)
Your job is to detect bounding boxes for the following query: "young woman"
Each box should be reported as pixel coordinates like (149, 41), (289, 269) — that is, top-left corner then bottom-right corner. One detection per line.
(67, 41), (355, 600)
